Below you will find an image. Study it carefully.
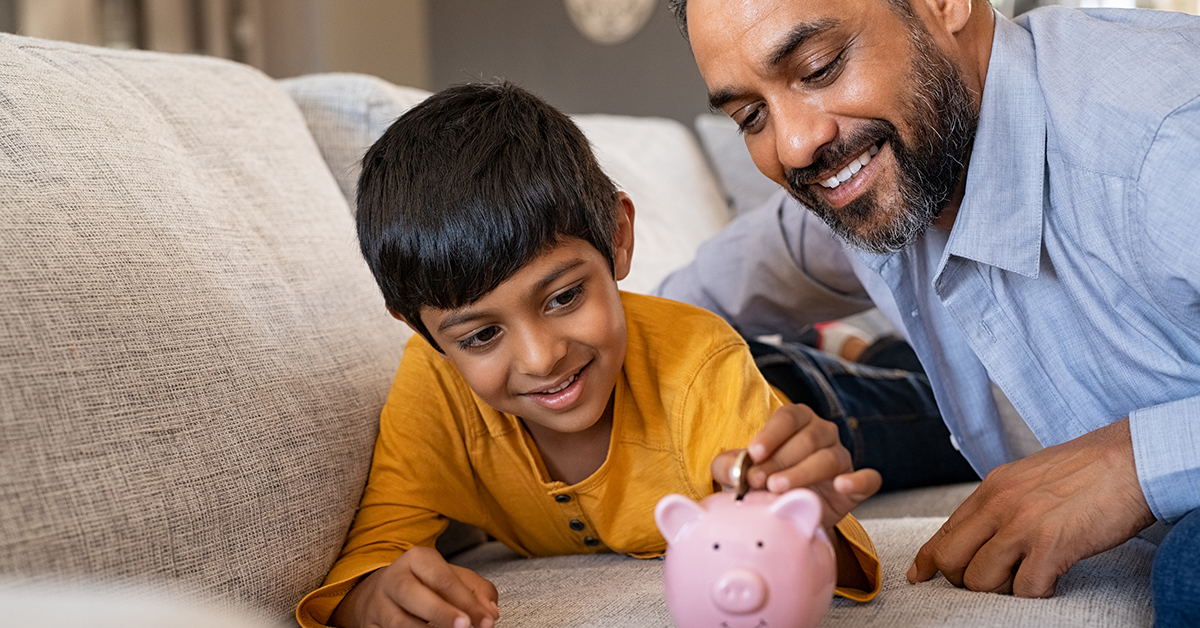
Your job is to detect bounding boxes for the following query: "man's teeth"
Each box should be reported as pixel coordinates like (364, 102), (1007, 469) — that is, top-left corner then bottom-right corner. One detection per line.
(539, 373), (577, 395)
(819, 143), (880, 189)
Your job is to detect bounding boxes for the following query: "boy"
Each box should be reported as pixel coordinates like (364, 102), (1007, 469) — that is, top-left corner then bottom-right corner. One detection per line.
(297, 81), (882, 628)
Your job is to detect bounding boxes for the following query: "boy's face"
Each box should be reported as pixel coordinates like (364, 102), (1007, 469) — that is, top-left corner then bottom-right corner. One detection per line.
(411, 196), (635, 437)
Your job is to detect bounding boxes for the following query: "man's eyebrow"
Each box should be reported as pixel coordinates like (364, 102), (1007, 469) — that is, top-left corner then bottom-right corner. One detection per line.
(436, 258), (587, 333)
(707, 18), (841, 111)
(768, 19), (840, 67)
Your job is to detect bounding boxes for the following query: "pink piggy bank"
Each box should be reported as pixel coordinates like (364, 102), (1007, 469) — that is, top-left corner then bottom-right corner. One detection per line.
(654, 489), (836, 628)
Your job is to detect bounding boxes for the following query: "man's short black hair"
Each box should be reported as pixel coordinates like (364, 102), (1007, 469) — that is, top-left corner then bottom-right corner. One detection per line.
(667, 0), (917, 38)
(356, 80), (620, 351)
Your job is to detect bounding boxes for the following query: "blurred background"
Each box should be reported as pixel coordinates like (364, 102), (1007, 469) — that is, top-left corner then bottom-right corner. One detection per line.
(0, 0), (1195, 125)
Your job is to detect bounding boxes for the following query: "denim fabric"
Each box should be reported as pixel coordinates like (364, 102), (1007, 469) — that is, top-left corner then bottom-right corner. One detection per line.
(748, 339), (978, 492)
(1152, 508), (1200, 627)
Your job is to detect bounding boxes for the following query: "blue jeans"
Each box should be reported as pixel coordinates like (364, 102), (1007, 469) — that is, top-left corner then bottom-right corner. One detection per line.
(748, 337), (978, 492)
(1152, 508), (1200, 627)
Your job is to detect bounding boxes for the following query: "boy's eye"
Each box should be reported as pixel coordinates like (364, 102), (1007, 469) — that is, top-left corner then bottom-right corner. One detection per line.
(548, 284), (584, 310)
(458, 326), (500, 350)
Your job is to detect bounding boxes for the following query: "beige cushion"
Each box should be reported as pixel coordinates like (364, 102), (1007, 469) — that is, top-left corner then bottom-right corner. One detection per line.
(0, 34), (406, 621)
(451, 517), (1154, 627)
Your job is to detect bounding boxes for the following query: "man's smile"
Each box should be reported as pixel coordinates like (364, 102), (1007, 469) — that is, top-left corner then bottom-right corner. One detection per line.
(816, 141), (881, 189)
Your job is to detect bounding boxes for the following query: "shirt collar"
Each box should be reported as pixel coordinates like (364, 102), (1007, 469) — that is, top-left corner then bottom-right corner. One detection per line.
(944, 12), (1046, 278)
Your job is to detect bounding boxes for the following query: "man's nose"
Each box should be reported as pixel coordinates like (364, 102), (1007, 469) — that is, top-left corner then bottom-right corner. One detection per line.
(771, 98), (836, 174)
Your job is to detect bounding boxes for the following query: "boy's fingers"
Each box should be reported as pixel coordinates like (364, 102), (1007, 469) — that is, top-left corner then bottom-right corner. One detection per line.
(710, 449), (743, 489)
(833, 468), (882, 502)
(408, 548), (497, 627)
(450, 564), (501, 614)
(748, 404), (818, 463)
(763, 444), (851, 492)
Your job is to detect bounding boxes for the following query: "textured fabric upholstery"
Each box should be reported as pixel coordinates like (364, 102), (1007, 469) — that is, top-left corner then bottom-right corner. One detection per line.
(0, 34), (406, 621)
(452, 518), (1154, 627)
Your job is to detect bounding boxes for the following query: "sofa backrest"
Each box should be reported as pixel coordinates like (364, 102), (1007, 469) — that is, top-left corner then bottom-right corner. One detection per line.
(0, 34), (407, 621)
(280, 73), (733, 296)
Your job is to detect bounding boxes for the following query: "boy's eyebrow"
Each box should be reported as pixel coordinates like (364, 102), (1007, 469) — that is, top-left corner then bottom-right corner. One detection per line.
(707, 18), (841, 110)
(436, 258), (588, 333)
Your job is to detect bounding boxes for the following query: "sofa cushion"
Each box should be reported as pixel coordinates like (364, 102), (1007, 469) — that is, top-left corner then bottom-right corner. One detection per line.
(0, 35), (407, 620)
(280, 74), (733, 296)
(451, 517), (1154, 627)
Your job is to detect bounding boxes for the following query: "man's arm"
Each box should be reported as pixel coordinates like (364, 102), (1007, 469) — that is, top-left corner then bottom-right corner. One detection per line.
(654, 190), (874, 337)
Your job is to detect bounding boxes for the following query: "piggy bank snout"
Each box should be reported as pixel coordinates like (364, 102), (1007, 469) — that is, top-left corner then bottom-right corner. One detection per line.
(711, 567), (767, 615)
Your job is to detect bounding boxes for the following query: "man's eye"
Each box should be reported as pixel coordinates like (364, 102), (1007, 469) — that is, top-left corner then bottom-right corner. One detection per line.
(735, 106), (765, 135)
(549, 285), (584, 309)
(459, 326), (500, 350)
(804, 50), (845, 85)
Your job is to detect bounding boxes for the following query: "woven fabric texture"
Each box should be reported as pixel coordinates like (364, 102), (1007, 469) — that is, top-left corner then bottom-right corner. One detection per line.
(452, 517), (1153, 627)
(0, 34), (407, 621)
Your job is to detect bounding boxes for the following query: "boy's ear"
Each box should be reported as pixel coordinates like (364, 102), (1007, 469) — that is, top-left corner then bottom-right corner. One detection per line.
(612, 192), (636, 281)
(387, 307), (421, 335)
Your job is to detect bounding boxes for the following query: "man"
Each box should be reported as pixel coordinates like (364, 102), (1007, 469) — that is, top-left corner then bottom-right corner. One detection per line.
(657, 0), (1200, 624)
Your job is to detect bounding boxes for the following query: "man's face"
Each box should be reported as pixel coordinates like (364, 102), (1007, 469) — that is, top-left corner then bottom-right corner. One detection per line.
(688, 0), (978, 254)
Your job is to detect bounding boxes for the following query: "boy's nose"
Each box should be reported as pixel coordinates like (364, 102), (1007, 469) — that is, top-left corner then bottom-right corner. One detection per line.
(514, 328), (567, 377)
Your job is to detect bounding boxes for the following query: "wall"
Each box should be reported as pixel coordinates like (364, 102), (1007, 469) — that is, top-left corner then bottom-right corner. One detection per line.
(431, 0), (709, 125)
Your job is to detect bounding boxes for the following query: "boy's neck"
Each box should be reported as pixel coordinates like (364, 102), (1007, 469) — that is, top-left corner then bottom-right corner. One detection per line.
(521, 394), (615, 486)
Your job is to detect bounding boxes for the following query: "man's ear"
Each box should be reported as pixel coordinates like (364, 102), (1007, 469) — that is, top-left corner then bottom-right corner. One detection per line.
(612, 192), (636, 281)
(917, 0), (973, 36)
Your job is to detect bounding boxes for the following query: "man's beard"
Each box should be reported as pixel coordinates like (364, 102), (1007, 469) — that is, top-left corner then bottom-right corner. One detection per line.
(785, 21), (978, 255)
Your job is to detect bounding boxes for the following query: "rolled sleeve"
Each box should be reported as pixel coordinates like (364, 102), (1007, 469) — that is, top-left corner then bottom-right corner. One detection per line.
(1130, 396), (1200, 522)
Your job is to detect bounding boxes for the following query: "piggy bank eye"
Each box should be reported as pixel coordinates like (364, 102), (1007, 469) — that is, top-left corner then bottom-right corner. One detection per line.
(712, 543), (720, 551)
(756, 540), (764, 548)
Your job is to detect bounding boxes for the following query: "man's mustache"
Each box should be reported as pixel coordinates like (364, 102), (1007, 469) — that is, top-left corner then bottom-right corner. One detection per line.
(786, 120), (897, 193)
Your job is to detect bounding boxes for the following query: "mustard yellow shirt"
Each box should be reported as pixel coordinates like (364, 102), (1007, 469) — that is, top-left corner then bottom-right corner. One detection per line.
(297, 293), (879, 627)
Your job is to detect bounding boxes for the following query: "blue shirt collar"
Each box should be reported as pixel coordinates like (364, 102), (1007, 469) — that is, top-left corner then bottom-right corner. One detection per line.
(944, 13), (1046, 278)
(859, 13), (1046, 279)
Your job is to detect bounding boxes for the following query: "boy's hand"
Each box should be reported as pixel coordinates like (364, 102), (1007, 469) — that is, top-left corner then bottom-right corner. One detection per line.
(712, 403), (882, 530)
(330, 546), (499, 628)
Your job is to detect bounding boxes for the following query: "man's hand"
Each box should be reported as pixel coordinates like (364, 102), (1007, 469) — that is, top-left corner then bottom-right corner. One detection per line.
(330, 546), (499, 628)
(907, 418), (1155, 597)
(712, 403), (882, 530)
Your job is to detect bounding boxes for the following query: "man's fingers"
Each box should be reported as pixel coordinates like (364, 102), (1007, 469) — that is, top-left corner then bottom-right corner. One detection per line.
(908, 506), (999, 587)
(961, 539), (1023, 594)
(1011, 552), (1062, 598)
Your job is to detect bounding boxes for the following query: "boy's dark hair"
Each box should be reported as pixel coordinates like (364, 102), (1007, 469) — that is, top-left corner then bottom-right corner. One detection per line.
(356, 80), (620, 351)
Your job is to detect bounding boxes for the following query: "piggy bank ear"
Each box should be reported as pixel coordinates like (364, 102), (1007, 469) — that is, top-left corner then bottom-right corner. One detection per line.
(655, 494), (705, 543)
(768, 488), (822, 535)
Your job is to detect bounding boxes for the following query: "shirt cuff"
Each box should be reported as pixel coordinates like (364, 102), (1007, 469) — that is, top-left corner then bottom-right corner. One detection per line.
(833, 514), (881, 602)
(1129, 396), (1200, 522)
(295, 562), (390, 628)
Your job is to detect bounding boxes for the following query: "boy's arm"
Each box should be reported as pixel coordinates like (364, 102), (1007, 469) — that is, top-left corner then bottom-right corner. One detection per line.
(677, 336), (881, 599)
(297, 340), (491, 627)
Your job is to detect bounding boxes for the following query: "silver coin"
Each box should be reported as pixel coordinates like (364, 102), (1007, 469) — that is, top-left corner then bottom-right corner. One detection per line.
(732, 449), (752, 500)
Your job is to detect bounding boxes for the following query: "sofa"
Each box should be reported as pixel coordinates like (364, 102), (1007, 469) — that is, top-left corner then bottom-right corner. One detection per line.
(0, 33), (1157, 627)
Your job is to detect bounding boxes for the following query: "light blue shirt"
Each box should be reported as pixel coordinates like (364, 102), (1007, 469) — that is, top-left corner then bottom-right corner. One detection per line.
(656, 7), (1200, 523)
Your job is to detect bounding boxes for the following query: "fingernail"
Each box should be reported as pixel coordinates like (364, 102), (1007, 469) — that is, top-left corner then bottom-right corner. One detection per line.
(767, 475), (789, 492)
(481, 618), (495, 628)
(906, 561), (917, 583)
(748, 443), (765, 460)
(454, 617), (469, 628)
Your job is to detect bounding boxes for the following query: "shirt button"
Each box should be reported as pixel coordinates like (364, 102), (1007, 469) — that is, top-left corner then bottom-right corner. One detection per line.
(555, 494), (571, 503)
(569, 519), (585, 531)
(910, 309), (919, 318)
(583, 537), (599, 546)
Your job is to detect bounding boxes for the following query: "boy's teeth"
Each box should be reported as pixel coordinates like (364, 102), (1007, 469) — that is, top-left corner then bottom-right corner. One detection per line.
(540, 373), (577, 394)
(819, 144), (878, 189)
